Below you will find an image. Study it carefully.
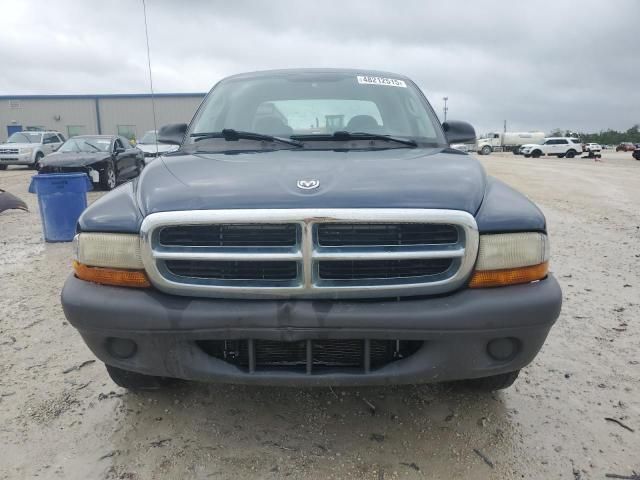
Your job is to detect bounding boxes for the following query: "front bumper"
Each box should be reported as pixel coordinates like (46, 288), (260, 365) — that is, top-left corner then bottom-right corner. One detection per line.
(40, 166), (98, 183)
(62, 274), (562, 386)
(0, 152), (32, 165)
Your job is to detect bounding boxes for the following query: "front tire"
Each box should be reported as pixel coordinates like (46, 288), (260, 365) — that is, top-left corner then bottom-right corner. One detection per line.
(30, 152), (43, 170)
(480, 145), (492, 155)
(105, 364), (170, 391)
(99, 161), (117, 190)
(531, 150), (542, 158)
(463, 370), (520, 391)
(565, 150), (576, 158)
(0, 165), (7, 170)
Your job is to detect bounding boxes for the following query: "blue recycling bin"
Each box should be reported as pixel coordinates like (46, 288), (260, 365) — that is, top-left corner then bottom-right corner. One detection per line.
(28, 173), (93, 242)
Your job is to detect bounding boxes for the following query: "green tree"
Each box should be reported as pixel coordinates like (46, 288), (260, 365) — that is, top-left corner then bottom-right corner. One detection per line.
(571, 126), (640, 146)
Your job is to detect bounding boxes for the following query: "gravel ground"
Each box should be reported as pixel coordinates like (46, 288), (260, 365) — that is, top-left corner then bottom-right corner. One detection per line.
(0, 151), (638, 480)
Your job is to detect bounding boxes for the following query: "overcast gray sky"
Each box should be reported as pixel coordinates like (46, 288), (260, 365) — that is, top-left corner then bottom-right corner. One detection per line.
(2, 0), (638, 134)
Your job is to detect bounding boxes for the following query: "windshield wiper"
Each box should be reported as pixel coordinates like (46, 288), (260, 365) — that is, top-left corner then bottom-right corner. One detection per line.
(292, 131), (417, 147)
(190, 129), (303, 148)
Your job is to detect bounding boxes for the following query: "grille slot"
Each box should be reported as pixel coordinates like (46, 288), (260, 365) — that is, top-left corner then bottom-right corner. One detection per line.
(165, 260), (298, 280)
(317, 223), (458, 246)
(318, 258), (453, 280)
(197, 339), (423, 372)
(159, 224), (298, 247)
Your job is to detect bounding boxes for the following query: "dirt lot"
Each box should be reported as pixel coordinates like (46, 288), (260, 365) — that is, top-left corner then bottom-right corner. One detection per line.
(1, 151), (638, 480)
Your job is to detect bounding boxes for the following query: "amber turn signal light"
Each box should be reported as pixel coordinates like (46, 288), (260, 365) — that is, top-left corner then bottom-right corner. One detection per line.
(73, 261), (151, 288)
(469, 262), (548, 288)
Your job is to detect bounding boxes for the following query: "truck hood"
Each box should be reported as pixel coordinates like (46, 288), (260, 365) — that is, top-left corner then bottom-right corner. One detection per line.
(137, 148), (487, 215)
(40, 151), (110, 167)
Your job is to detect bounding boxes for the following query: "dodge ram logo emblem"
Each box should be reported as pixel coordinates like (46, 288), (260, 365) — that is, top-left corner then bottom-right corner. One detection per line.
(297, 179), (320, 190)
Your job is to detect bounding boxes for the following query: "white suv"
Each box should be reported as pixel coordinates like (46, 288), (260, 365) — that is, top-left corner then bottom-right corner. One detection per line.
(584, 143), (602, 153)
(0, 130), (65, 170)
(521, 137), (583, 159)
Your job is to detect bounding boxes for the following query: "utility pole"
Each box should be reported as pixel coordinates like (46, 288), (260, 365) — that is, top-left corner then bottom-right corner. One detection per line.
(504, 120), (507, 133)
(443, 97), (448, 122)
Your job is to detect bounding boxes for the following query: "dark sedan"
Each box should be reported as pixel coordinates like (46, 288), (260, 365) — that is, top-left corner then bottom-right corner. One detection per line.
(39, 135), (144, 190)
(616, 142), (635, 152)
(633, 145), (640, 160)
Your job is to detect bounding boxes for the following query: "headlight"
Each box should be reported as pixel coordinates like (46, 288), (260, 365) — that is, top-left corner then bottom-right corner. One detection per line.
(20, 147), (34, 154)
(469, 232), (549, 288)
(73, 233), (150, 288)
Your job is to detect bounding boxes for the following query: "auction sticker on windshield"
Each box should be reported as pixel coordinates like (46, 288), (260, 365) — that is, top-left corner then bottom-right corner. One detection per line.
(357, 75), (407, 88)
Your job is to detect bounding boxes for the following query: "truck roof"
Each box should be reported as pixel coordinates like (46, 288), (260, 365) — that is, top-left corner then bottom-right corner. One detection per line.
(220, 68), (412, 83)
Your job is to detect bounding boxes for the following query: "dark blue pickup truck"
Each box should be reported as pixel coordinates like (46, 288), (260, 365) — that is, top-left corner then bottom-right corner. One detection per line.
(62, 69), (561, 391)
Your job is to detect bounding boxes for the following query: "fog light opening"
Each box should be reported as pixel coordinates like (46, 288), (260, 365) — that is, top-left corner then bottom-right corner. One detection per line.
(487, 337), (520, 361)
(106, 337), (138, 359)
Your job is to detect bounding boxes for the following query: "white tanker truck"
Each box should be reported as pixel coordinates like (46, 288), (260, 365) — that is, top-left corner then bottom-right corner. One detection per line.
(476, 131), (545, 155)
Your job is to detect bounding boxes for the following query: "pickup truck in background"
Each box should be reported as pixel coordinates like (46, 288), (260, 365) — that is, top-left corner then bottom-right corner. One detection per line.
(475, 131), (545, 155)
(61, 69), (562, 393)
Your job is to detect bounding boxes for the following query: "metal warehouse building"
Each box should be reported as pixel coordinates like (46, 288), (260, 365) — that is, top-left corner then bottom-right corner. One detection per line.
(0, 93), (206, 142)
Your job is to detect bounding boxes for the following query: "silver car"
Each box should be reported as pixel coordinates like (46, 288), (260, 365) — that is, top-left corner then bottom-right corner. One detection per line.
(136, 130), (178, 163)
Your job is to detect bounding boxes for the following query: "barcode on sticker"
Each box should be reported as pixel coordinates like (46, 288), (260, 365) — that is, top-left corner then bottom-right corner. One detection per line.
(357, 75), (407, 88)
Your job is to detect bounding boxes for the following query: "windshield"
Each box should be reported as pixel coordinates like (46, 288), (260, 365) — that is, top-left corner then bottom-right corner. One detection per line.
(188, 72), (445, 149)
(139, 131), (158, 144)
(58, 137), (112, 153)
(7, 132), (43, 143)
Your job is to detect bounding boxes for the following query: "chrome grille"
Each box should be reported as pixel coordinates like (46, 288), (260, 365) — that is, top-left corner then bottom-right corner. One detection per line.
(140, 209), (479, 299)
(0, 148), (19, 154)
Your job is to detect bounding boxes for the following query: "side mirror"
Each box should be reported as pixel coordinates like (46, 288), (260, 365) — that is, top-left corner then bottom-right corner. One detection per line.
(442, 121), (476, 144)
(115, 146), (126, 154)
(158, 123), (188, 145)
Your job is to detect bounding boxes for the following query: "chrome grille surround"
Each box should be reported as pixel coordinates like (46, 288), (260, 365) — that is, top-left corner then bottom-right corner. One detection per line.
(140, 209), (479, 299)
